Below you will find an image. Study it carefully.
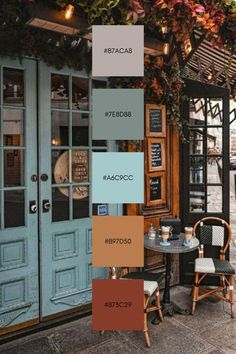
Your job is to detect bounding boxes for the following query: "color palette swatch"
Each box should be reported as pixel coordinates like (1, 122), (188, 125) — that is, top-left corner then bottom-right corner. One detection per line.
(92, 25), (144, 77)
(92, 88), (144, 140)
(92, 24), (145, 332)
(92, 152), (144, 203)
(92, 279), (144, 330)
(92, 216), (144, 267)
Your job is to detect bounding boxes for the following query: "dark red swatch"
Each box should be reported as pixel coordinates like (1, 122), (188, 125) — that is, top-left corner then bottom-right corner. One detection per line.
(92, 279), (144, 331)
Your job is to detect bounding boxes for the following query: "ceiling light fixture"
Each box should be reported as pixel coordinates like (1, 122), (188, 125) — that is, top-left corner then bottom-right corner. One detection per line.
(26, 4), (87, 36)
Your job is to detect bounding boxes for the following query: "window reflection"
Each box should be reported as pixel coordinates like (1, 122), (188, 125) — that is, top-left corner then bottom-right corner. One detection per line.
(189, 98), (205, 126)
(207, 128), (222, 153)
(208, 186), (222, 212)
(207, 157), (222, 184)
(189, 186), (205, 213)
(51, 111), (69, 146)
(190, 156), (204, 184)
(4, 150), (24, 187)
(72, 113), (89, 146)
(190, 129), (204, 155)
(3, 109), (24, 146)
(51, 74), (69, 109)
(3, 68), (24, 106)
(72, 77), (89, 110)
(4, 190), (25, 227)
(207, 98), (223, 126)
(52, 150), (69, 184)
(73, 186), (89, 219)
(52, 187), (69, 222)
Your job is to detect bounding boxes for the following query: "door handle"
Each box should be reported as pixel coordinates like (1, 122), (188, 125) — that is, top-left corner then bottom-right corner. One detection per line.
(29, 201), (37, 214)
(41, 174), (48, 181)
(31, 174), (38, 182)
(43, 199), (51, 213)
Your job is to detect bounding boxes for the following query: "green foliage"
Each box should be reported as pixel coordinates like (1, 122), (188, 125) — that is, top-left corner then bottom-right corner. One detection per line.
(0, 0), (234, 135)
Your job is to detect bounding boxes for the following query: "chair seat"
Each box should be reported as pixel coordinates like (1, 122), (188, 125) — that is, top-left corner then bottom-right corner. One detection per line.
(195, 258), (235, 275)
(120, 276), (158, 296)
(144, 281), (158, 296)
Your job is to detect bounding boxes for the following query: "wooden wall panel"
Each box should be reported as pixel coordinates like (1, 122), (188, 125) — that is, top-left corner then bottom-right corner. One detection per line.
(126, 111), (180, 279)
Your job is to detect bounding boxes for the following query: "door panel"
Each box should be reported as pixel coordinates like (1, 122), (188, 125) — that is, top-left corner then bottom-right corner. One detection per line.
(39, 63), (120, 318)
(0, 59), (39, 331)
(180, 79), (230, 284)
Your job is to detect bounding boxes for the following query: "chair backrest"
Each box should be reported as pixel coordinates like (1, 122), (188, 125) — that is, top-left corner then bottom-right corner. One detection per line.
(193, 217), (232, 257)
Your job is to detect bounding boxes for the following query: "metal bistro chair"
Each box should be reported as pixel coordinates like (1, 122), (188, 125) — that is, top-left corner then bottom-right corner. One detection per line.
(192, 217), (235, 318)
(108, 267), (164, 348)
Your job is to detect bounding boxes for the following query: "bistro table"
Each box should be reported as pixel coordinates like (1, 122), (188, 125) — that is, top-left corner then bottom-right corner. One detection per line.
(144, 233), (199, 323)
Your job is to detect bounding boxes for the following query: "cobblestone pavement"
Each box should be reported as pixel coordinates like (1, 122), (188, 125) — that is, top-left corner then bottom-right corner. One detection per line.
(0, 284), (235, 354)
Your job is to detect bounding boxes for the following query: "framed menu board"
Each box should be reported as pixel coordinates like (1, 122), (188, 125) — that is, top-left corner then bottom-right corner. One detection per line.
(146, 172), (166, 206)
(146, 104), (166, 137)
(148, 138), (165, 172)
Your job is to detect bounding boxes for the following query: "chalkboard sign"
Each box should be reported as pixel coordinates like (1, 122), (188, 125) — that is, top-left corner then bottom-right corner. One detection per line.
(152, 142), (161, 167)
(146, 172), (166, 206)
(146, 104), (166, 137)
(150, 176), (161, 201)
(148, 138), (165, 171)
(150, 109), (162, 133)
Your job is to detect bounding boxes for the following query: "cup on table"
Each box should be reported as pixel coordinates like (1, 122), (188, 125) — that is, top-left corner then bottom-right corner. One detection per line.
(161, 226), (172, 245)
(184, 227), (193, 246)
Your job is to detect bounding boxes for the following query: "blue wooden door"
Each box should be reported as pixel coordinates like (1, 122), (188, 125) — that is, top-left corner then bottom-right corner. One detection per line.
(0, 58), (39, 331)
(39, 63), (121, 318)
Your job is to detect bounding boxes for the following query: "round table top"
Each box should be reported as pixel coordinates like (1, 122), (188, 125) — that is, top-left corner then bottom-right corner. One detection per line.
(144, 233), (199, 254)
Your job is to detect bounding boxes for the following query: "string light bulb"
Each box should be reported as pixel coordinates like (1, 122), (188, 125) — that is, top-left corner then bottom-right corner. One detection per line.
(184, 38), (192, 56)
(207, 72), (213, 81)
(65, 4), (75, 20)
(161, 20), (168, 34)
(163, 43), (170, 56)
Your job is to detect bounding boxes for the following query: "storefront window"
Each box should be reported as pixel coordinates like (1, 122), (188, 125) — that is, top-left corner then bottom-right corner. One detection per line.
(1, 67), (26, 228)
(51, 75), (107, 222)
(189, 98), (223, 214)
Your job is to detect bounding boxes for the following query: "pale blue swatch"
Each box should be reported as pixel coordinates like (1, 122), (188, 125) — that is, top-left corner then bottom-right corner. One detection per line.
(92, 152), (144, 203)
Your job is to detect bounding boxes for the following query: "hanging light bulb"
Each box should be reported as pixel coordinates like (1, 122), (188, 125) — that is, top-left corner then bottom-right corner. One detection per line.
(207, 72), (213, 81)
(65, 4), (75, 20)
(161, 20), (168, 34)
(163, 43), (170, 56)
(184, 38), (192, 56)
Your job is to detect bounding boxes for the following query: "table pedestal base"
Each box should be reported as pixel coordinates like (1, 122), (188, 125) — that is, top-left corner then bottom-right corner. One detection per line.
(151, 302), (190, 325)
(162, 302), (190, 316)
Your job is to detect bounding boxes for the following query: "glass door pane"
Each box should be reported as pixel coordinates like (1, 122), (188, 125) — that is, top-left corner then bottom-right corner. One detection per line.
(188, 97), (224, 214)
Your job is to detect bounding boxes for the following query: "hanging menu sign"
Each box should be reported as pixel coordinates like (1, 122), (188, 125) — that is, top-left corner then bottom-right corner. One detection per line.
(72, 151), (89, 182)
(146, 104), (166, 137)
(150, 176), (161, 201)
(151, 142), (162, 168)
(149, 109), (162, 133)
(148, 138), (165, 172)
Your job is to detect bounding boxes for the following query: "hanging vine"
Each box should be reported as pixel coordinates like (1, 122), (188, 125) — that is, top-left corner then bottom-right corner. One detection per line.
(0, 0), (235, 135)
